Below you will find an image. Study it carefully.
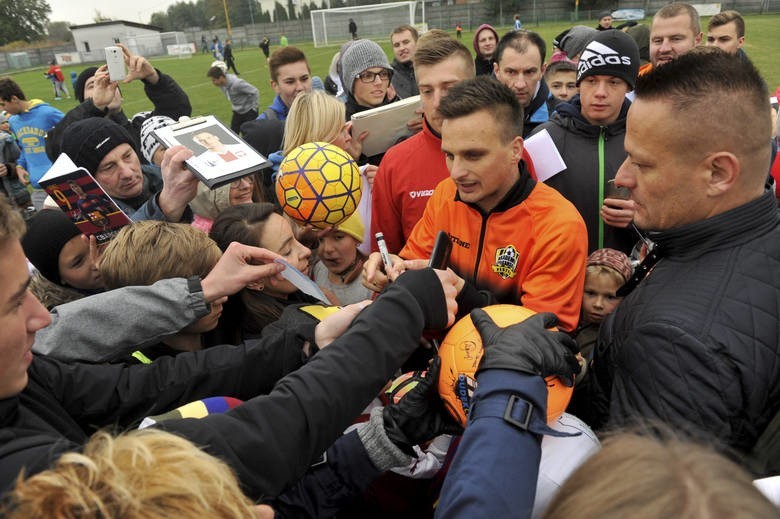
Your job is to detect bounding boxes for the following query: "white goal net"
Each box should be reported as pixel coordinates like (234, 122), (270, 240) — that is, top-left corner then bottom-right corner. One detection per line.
(311, 2), (416, 48)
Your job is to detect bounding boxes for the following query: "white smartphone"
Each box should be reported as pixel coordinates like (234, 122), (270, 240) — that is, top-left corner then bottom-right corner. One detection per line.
(104, 46), (126, 81)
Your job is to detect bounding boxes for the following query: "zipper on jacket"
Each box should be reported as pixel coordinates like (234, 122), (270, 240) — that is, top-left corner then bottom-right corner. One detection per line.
(598, 127), (606, 249)
(472, 214), (490, 282)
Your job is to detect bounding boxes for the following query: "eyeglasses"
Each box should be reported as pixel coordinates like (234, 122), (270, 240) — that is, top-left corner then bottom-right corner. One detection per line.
(356, 69), (392, 83)
(230, 176), (255, 188)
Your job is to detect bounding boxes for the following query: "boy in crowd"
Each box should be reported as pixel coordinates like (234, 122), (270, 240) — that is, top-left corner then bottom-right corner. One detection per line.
(0, 113), (32, 217)
(258, 47), (312, 121)
(532, 29), (640, 254)
(46, 60), (71, 100)
(545, 60), (578, 103)
(99, 221), (227, 363)
(207, 65), (259, 134)
(575, 248), (631, 358)
(0, 77), (63, 209)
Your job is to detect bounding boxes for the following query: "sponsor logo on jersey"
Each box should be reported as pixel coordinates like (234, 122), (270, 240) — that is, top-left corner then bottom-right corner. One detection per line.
(408, 189), (435, 199)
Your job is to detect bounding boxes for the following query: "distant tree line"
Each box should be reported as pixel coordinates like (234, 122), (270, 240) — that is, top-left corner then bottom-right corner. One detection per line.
(0, 0), (51, 46)
(148, 0), (340, 30)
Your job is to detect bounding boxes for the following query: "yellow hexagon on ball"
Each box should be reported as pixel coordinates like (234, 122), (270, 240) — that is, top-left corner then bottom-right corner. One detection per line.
(276, 142), (362, 229)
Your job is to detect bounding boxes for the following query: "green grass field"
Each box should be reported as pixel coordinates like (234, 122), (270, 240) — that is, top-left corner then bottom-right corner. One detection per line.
(5, 14), (780, 128)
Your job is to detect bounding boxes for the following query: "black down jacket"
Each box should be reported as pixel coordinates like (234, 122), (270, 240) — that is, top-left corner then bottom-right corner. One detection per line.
(590, 191), (780, 455)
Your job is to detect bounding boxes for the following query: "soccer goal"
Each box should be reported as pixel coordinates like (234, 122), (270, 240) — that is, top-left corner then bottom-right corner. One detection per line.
(311, 1), (416, 48)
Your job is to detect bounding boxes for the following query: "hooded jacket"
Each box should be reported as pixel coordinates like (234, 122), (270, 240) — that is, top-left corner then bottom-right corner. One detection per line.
(258, 94), (290, 121)
(531, 95), (635, 253)
(473, 24), (498, 76)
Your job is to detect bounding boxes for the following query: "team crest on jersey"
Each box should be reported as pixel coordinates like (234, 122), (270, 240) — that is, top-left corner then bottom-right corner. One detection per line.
(492, 244), (519, 279)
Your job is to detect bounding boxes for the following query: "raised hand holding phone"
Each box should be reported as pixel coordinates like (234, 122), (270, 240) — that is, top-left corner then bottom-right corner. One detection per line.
(104, 46), (126, 82)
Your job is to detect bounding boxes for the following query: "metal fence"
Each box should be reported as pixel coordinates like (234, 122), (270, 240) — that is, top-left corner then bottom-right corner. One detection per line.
(1, 0), (779, 71)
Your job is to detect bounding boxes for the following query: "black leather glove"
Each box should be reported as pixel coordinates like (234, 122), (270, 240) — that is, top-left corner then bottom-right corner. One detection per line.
(471, 309), (580, 386)
(383, 357), (464, 456)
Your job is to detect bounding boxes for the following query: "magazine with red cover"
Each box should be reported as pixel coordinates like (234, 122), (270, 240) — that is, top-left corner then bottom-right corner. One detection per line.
(39, 154), (131, 244)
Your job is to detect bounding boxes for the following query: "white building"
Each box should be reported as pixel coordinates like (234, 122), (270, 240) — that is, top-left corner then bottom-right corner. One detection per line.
(70, 21), (164, 62)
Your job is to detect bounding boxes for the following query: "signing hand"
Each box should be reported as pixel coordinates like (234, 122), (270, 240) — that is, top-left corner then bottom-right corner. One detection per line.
(362, 251), (404, 292)
(314, 300), (372, 348)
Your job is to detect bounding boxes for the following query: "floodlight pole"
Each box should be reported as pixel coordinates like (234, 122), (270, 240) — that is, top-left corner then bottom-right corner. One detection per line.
(222, 0), (233, 35)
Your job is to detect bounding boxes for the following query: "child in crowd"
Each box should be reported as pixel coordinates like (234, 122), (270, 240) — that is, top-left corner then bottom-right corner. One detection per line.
(567, 247), (631, 422)
(272, 90), (374, 253)
(545, 60), (578, 103)
(312, 212), (372, 306)
(0, 77), (64, 209)
(46, 60), (70, 100)
(575, 248), (632, 360)
(21, 209), (104, 309)
(0, 113), (33, 219)
(98, 221), (226, 363)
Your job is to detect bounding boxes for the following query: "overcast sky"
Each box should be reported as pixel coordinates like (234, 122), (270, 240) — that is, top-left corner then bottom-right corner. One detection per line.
(49, 0), (175, 26)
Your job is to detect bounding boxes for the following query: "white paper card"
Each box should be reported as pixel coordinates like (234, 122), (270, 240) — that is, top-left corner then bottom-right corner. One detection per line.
(524, 129), (567, 182)
(274, 258), (331, 304)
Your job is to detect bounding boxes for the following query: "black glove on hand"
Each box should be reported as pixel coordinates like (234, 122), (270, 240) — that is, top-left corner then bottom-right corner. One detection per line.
(471, 309), (580, 386)
(383, 357), (464, 456)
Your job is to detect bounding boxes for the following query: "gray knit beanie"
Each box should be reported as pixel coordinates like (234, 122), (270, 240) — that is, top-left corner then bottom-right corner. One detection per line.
(559, 25), (598, 60)
(339, 39), (391, 97)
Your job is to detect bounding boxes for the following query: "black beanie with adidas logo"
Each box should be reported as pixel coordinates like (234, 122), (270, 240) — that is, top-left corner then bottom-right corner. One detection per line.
(576, 30), (640, 89)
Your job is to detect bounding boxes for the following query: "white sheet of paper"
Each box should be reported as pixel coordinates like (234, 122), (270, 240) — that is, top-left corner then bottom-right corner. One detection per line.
(524, 129), (567, 182)
(274, 258), (331, 304)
